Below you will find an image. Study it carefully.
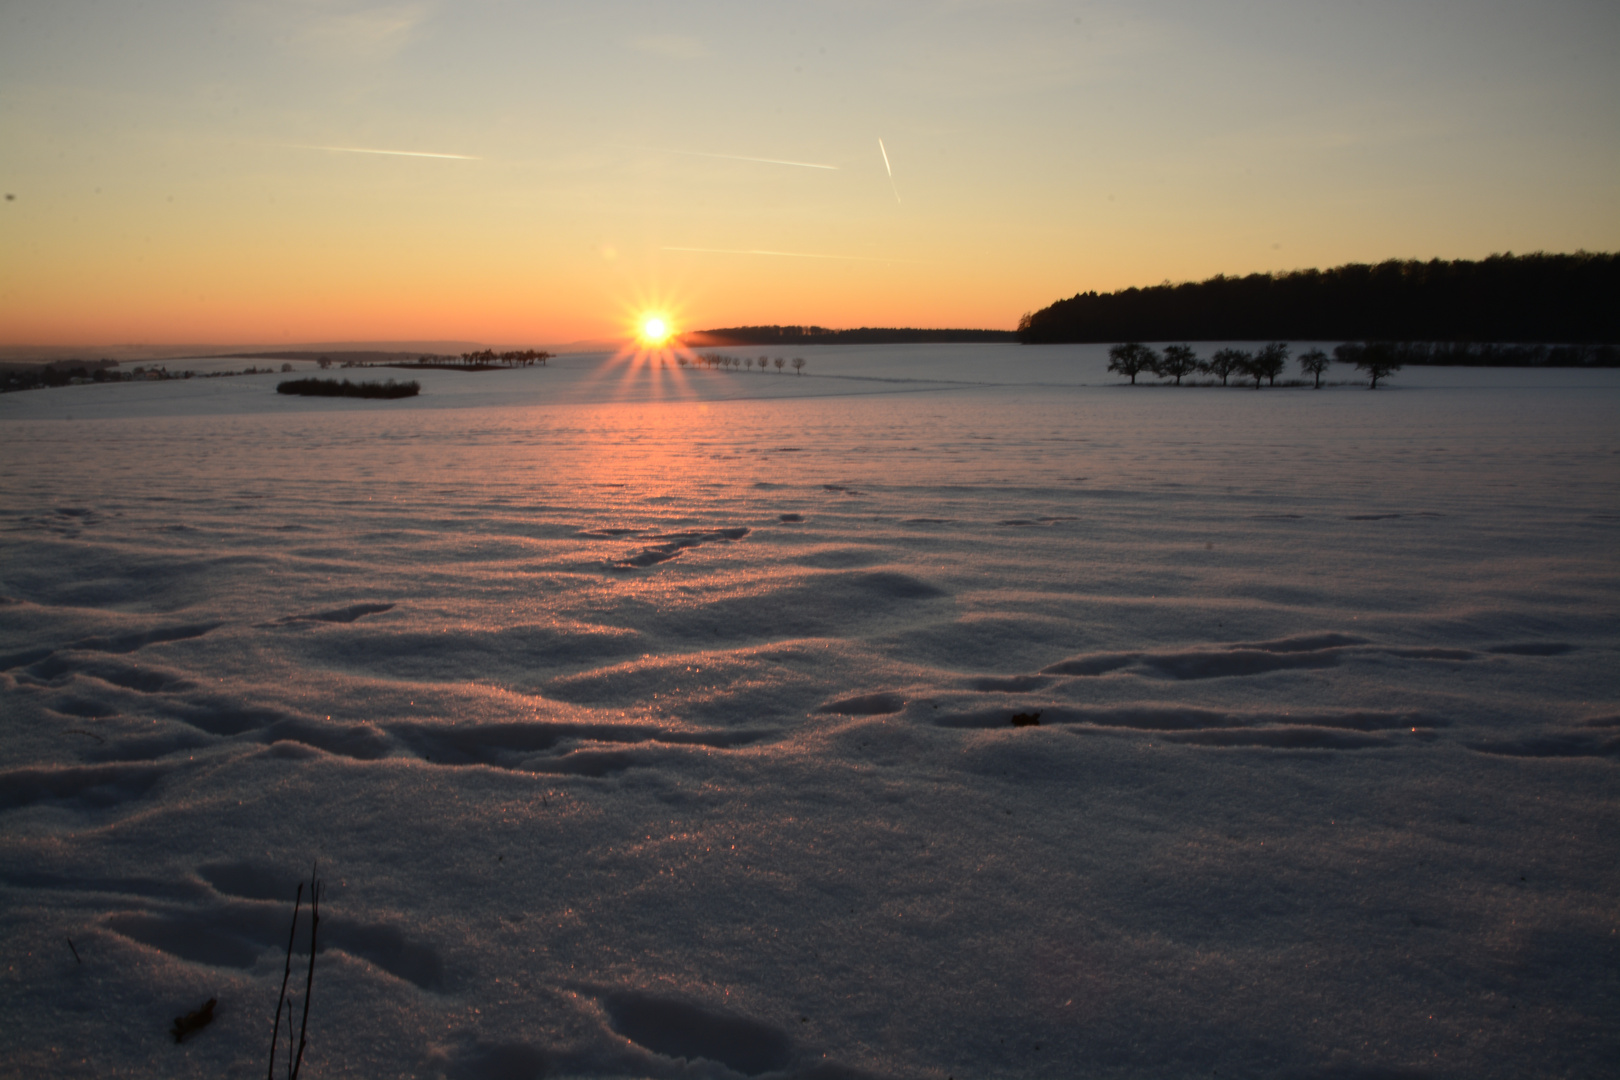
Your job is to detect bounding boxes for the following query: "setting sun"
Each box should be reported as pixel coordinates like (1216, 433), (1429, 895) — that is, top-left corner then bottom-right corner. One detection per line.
(640, 317), (670, 345)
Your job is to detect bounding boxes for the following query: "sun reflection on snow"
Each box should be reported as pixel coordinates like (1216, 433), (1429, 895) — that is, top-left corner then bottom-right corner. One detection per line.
(600, 338), (702, 402)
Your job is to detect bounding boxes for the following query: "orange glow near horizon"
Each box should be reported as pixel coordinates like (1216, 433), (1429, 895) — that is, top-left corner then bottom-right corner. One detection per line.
(2, 5), (1615, 349)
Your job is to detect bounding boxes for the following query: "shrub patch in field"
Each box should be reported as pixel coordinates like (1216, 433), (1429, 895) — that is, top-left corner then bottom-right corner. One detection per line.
(276, 377), (419, 399)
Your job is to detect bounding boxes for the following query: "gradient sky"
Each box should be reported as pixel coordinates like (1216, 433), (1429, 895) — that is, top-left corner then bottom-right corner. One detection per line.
(2, 0), (1616, 346)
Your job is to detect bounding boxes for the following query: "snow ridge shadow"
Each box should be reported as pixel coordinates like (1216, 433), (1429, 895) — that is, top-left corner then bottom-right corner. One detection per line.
(998, 516), (1077, 527)
(1035, 633), (1576, 683)
(24, 653), (195, 694)
(0, 762), (170, 812)
(821, 629), (1580, 751)
(390, 720), (770, 774)
(816, 691), (907, 716)
(608, 527), (750, 569)
(1039, 633), (1370, 681)
(1467, 729), (1620, 758)
(0, 621), (221, 671)
(932, 703), (1444, 750)
(263, 602), (395, 626)
(160, 697), (393, 759)
(603, 991), (792, 1076)
(100, 864), (447, 990)
(428, 1035), (548, 1080)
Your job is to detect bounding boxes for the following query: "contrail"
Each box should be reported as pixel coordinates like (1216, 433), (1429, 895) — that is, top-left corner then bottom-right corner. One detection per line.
(296, 145), (480, 160)
(662, 246), (921, 263)
(623, 146), (838, 170)
(878, 137), (901, 205)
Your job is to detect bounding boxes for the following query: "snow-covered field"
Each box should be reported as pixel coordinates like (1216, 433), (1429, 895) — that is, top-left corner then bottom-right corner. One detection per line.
(2, 344), (1616, 1079)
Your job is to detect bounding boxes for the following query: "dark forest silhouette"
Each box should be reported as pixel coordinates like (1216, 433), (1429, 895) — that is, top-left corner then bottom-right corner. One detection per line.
(1017, 252), (1619, 348)
(686, 326), (1016, 346)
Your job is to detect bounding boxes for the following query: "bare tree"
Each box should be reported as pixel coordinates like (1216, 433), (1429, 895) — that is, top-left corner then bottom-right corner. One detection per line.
(792, 357), (805, 375)
(1204, 348), (1248, 386)
(1343, 342), (1402, 389)
(1107, 342), (1158, 385)
(1247, 342), (1289, 388)
(1297, 348), (1331, 389)
(774, 357), (785, 373)
(1156, 344), (1199, 385)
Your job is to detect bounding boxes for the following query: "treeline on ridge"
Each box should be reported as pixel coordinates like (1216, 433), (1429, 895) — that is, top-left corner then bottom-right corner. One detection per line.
(1017, 252), (1619, 346)
(3, 359), (124, 393)
(686, 326), (1017, 346)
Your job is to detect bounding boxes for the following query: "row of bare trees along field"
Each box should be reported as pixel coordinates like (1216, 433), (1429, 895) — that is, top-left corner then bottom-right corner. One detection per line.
(683, 353), (806, 374)
(1107, 342), (1403, 389)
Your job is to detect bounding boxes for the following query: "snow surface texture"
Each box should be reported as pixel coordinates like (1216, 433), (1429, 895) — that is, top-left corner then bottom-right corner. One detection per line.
(1, 344), (1616, 1079)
